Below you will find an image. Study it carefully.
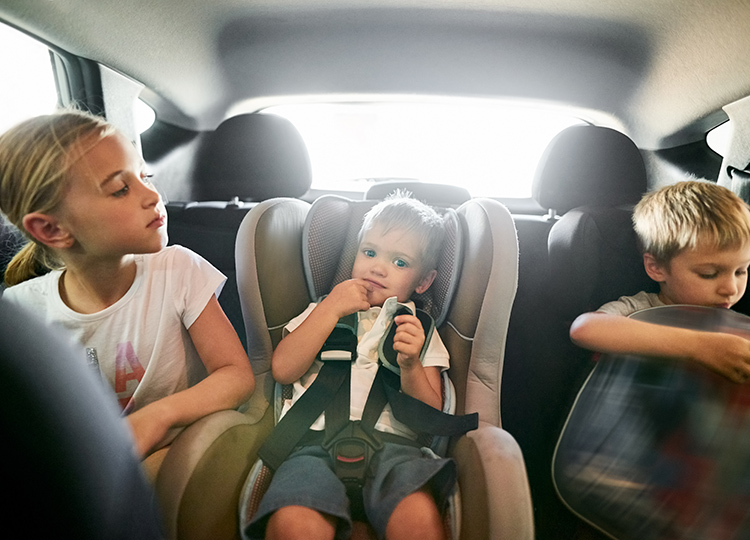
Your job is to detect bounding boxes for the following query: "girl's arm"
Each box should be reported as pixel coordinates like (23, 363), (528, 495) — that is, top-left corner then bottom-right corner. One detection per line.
(394, 314), (443, 410)
(272, 279), (371, 384)
(570, 311), (750, 383)
(127, 295), (255, 456)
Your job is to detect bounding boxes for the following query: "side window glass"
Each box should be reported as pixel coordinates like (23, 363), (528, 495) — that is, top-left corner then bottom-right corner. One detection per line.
(0, 23), (58, 134)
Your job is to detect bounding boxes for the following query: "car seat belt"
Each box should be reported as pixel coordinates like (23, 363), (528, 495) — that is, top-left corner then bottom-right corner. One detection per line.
(257, 306), (478, 473)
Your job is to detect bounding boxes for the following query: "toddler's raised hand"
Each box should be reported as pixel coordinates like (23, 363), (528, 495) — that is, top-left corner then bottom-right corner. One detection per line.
(393, 313), (425, 370)
(321, 278), (372, 318)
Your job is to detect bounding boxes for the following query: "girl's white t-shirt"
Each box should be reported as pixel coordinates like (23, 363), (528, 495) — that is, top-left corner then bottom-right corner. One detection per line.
(3, 245), (225, 447)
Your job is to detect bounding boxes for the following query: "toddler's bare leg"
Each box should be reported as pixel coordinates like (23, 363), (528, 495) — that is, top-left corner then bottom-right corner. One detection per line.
(385, 489), (445, 540)
(266, 505), (337, 540)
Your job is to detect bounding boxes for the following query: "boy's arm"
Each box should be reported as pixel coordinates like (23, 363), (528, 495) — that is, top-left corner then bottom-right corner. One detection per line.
(570, 311), (750, 383)
(272, 279), (372, 384)
(393, 314), (443, 410)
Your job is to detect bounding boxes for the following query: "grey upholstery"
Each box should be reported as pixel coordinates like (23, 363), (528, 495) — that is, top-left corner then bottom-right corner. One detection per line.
(0, 216), (26, 288)
(532, 125), (647, 215)
(365, 180), (471, 206)
(234, 194), (533, 539)
(0, 299), (163, 540)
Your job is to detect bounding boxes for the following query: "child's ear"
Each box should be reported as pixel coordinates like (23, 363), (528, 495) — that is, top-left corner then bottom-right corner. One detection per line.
(415, 269), (437, 294)
(643, 252), (668, 282)
(22, 212), (74, 249)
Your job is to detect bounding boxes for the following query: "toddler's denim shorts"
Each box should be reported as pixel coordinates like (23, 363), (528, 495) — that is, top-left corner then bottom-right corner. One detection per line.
(244, 441), (456, 540)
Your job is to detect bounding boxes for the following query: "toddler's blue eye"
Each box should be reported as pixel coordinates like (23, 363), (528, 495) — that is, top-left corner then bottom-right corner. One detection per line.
(364, 249), (376, 258)
(394, 258), (408, 268)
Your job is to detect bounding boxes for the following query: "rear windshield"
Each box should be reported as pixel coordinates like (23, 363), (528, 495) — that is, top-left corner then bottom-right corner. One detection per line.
(262, 100), (583, 199)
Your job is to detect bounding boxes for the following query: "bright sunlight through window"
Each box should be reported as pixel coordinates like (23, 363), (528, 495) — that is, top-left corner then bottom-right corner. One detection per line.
(1, 22), (155, 136)
(0, 23), (58, 134)
(263, 100), (583, 198)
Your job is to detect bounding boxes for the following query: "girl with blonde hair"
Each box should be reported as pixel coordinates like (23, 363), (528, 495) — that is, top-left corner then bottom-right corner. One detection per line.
(0, 109), (254, 456)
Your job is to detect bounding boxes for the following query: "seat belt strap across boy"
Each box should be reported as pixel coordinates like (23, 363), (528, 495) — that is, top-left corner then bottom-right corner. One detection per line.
(257, 304), (478, 473)
(257, 313), (358, 471)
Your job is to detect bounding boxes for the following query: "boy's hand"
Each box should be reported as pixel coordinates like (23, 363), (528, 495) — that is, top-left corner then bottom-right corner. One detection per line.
(321, 279), (372, 319)
(694, 331), (750, 383)
(393, 313), (426, 370)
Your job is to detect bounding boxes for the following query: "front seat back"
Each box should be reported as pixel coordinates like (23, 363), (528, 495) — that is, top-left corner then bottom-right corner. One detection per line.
(0, 299), (163, 540)
(235, 194), (534, 539)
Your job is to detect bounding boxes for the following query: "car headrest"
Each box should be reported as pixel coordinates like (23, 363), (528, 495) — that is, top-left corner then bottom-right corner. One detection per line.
(365, 181), (471, 206)
(193, 114), (312, 201)
(302, 195), (462, 326)
(532, 125), (647, 213)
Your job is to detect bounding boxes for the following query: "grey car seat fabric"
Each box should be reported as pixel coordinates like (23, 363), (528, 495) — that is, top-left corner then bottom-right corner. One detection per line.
(235, 194), (535, 539)
(533, 125), (651, 321)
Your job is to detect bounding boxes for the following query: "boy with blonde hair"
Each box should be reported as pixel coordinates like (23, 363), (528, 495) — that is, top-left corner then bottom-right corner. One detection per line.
(247, 192), (459, 540)
(571, 180), (750, 383)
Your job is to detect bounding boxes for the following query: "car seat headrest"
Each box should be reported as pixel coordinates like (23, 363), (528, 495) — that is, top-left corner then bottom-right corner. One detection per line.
(302, 195), (462, 326)
(365, 181), (471, 206)
(532, 125), (647, 213)
(193, 114), (312, 201)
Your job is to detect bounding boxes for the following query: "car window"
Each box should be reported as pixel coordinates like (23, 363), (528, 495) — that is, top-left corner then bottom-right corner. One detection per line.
(707, 120), (731, 157)
(262, 100), (583, 199)
(0, 22), (58, 134)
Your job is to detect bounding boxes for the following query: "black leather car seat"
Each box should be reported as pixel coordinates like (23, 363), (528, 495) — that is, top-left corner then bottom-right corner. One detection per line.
(505, 124), (651, 539)
(164, 113), (312, 348)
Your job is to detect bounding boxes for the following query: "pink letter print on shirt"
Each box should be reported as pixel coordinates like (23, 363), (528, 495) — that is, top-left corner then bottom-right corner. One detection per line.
(115, 342), (145, 410)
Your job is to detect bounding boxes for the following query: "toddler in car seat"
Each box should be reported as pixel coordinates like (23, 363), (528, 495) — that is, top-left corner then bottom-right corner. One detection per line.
(246, 193), (456, 540)
(0, 109), (254, 458)
(570, 180), (750, 383)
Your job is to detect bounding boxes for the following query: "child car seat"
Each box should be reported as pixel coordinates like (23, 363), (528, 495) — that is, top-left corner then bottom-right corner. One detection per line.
(234, 193), (534, 539)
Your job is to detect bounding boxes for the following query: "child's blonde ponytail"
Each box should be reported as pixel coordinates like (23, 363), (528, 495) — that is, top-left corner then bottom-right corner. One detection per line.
(4, 241), (63, 287)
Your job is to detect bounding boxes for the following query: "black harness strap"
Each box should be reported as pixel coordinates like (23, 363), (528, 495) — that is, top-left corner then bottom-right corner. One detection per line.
(376, 368), (478, 438)
(258, 360), (350, 472)
(258, 313), (358, 472)
(258, 305), (478, 474)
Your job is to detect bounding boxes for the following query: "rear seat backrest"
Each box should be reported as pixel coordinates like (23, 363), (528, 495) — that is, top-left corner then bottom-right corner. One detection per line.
(165, 113), (312, 348)
(503, 124), (651, 538)
(533, 125), (652, 320)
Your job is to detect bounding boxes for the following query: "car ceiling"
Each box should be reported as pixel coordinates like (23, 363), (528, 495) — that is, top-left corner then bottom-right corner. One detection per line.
(1, 0), (750, 150)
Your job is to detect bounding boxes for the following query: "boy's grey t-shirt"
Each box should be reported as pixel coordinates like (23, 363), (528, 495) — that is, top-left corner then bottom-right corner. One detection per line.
(597, 291), (666, 317)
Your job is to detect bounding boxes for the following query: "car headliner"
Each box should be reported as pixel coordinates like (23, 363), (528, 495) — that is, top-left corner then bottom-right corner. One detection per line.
(1, 0), (749, 150)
